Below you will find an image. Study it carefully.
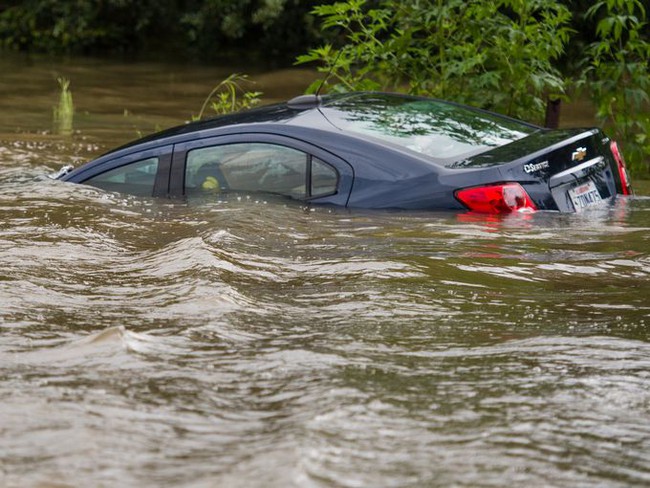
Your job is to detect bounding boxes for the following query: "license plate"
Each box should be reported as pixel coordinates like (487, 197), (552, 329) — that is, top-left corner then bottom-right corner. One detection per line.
(568, 181), (603, 212)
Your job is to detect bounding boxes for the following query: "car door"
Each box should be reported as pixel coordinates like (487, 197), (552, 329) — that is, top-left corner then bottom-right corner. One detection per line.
(169, 134), (354, 206)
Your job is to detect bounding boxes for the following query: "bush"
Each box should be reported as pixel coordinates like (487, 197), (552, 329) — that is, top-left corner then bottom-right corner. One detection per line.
(0, 0), (169, 54)
(297, 0), (572, 123)
(582, 0), (650, 177)
(0, 0), (323, 61)
(299, 0), (650, 176)
(193, 74), (262, 120)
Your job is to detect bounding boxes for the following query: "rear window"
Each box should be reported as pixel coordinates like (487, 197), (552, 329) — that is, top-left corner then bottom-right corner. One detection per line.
(322, 94), (537, 165)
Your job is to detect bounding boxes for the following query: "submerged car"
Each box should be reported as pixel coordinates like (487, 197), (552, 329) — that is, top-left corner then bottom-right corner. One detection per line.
(56, 92), (632, 214)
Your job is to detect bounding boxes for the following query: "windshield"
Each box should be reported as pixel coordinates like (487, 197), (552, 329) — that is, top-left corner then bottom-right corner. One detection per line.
(321, 93), (538, 165)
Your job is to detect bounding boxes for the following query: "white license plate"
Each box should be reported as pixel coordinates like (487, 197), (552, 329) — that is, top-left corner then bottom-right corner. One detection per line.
(568, 181), (603, 212)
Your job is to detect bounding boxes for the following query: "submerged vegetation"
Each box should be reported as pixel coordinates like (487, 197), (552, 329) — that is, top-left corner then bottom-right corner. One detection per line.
(194, 74), (262, 121)
(52, 76), (74, 136)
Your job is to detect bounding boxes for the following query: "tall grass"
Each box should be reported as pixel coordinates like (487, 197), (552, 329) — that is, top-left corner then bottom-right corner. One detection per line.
(194, 74), (262, 121)
(53, 76), (74, 136)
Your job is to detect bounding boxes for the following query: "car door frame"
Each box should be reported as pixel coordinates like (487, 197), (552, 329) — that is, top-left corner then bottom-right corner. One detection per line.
(168, 133), (354, 206)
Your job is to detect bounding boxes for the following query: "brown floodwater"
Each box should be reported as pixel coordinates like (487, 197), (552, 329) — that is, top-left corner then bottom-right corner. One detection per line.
(1, 52), (649, 488)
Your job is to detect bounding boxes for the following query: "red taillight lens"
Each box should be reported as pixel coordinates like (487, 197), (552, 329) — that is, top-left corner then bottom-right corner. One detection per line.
(610, 141), (632, 195)
(455, 183), (537, 214)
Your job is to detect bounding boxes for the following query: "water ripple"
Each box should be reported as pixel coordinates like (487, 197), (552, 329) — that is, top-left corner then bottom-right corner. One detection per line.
(1, 142), (649, 487)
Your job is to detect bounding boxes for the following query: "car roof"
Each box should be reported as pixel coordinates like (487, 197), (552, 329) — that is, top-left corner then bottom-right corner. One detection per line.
(93, 92), (540, 169)
(122, 91), (523, 135)
(110, 96), (332, 152)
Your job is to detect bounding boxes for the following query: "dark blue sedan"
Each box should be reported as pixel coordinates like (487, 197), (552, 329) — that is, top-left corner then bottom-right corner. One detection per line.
(56, 92), (632, 213)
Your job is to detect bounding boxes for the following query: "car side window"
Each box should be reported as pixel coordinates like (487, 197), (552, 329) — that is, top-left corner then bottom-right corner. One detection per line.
(311, 157), (338, 197)
(84, 157), (159, 196)
(186, 143), (338, 199)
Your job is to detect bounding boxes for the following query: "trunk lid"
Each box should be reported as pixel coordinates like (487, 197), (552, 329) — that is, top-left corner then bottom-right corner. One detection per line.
(454, 128), (619, 211)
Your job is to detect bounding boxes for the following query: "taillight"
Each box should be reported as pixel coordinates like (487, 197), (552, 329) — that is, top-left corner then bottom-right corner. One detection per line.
(455, 183), (537, 214)
(610, 141), (632, 195)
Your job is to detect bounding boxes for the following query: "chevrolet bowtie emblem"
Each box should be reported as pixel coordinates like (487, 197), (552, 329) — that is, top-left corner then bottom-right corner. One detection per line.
(572, 146), (587, 162)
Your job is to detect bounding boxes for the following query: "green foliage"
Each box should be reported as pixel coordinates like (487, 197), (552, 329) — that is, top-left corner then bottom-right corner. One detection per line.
(193, 74), (262, 121)
(182, 0), (291, 40)
(582, 0), (650, 176)
(300, 0), (650, 176)
(179, 0), (324, 61)
(53, 76), (74, 136)
(0, 0), (323, 60)
(298, 0), (572, 123)
(0, 0), (169, 53)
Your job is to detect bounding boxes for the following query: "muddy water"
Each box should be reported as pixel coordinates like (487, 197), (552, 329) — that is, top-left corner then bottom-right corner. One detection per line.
(1, 53), (649, 487)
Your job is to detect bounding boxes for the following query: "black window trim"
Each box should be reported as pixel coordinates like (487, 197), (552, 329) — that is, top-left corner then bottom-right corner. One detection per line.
(305, 153), (312, 199)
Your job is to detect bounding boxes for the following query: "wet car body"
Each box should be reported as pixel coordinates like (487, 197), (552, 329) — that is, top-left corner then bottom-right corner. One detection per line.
(57, 92), (632, 214)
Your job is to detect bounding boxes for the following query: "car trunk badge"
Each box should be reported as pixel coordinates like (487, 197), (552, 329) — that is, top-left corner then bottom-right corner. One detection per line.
(523, 160), (549, 174)
(572, 146), (587, 162)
